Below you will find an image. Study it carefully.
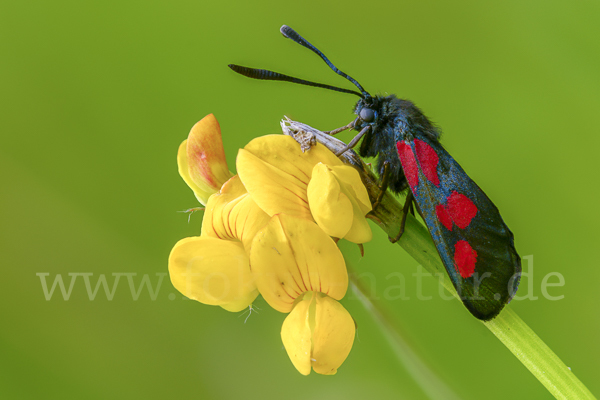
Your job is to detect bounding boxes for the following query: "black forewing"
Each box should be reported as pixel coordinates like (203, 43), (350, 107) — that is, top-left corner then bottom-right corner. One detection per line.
(402, 136), (521, 320)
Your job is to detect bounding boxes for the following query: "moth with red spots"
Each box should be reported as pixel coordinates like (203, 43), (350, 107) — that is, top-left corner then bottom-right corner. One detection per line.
(229, 25), (521, 320)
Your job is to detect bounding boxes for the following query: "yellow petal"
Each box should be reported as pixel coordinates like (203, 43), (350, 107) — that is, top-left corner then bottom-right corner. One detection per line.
(237, 148), (312, 219)
(311, 294), (355, 375)
(307, 163), (372, 244)
(180, 114), (233, 205)
(250, 214), (347, 313)
(307, 163), (353, 238)
(178, 140), (211, 205)
(280, 292), (313, 375)
(342, 204), (373, 244)
(201, 175), (270, 251)
(330, 166), (372, 244)
(330, 165), (372, 215)
(200, 178), (238, 242)
(281, 292), (355, 375)
(168, 236), (257, 307)
(237, 135), (343, 218)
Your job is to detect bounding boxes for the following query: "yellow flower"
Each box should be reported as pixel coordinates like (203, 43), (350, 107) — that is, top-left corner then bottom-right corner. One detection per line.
(169, 115), (372, 375)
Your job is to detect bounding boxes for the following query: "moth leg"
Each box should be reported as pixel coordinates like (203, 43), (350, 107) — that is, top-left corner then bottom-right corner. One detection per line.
(389, 191), (415, 244)
(335, 125), (371, 156)
(324, 117), (358, 136)
(372, 161), (390, 210)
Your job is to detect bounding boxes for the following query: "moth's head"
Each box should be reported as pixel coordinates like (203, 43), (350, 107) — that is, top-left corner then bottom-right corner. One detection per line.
(354, 95), (381, 131)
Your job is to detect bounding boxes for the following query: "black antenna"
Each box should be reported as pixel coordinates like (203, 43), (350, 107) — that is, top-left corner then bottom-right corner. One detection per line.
(228, 25), (371, 99)
(228, 65), (364, 98)
(279, 25), (370, 98)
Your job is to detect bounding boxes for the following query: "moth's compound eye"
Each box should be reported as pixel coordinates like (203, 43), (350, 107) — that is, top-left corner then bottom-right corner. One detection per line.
(360, 107), (375, 122)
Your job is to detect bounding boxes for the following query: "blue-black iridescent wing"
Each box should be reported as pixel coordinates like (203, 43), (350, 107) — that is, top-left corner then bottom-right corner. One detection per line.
(396, 136), (521, 320)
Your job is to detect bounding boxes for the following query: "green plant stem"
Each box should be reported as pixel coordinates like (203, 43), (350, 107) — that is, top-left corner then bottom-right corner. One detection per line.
(371, 201), (595, 400)
(282, 119), (596, 400)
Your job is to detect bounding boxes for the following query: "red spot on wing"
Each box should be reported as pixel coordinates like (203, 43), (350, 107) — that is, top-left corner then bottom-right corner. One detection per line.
(414, 139), (440, 186)
(435, 204), (453, 230)
(396, 141), (419, 189)
(454, 240), (477, 278)
(446, 192), (478, 229)
(435, 192), (478, 230)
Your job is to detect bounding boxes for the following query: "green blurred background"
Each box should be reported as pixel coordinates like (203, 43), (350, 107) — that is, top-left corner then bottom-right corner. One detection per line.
(1, 1), (599, 399)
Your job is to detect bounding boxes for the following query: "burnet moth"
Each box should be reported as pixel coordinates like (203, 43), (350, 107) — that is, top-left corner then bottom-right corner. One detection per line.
(229, 25), (521, 320)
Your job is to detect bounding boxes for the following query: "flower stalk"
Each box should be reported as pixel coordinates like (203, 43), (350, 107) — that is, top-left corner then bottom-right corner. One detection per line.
(282, 118), (595, 400)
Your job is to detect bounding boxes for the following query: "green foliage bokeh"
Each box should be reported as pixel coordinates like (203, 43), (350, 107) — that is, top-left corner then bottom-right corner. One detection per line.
(1, 1), (599, 399)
